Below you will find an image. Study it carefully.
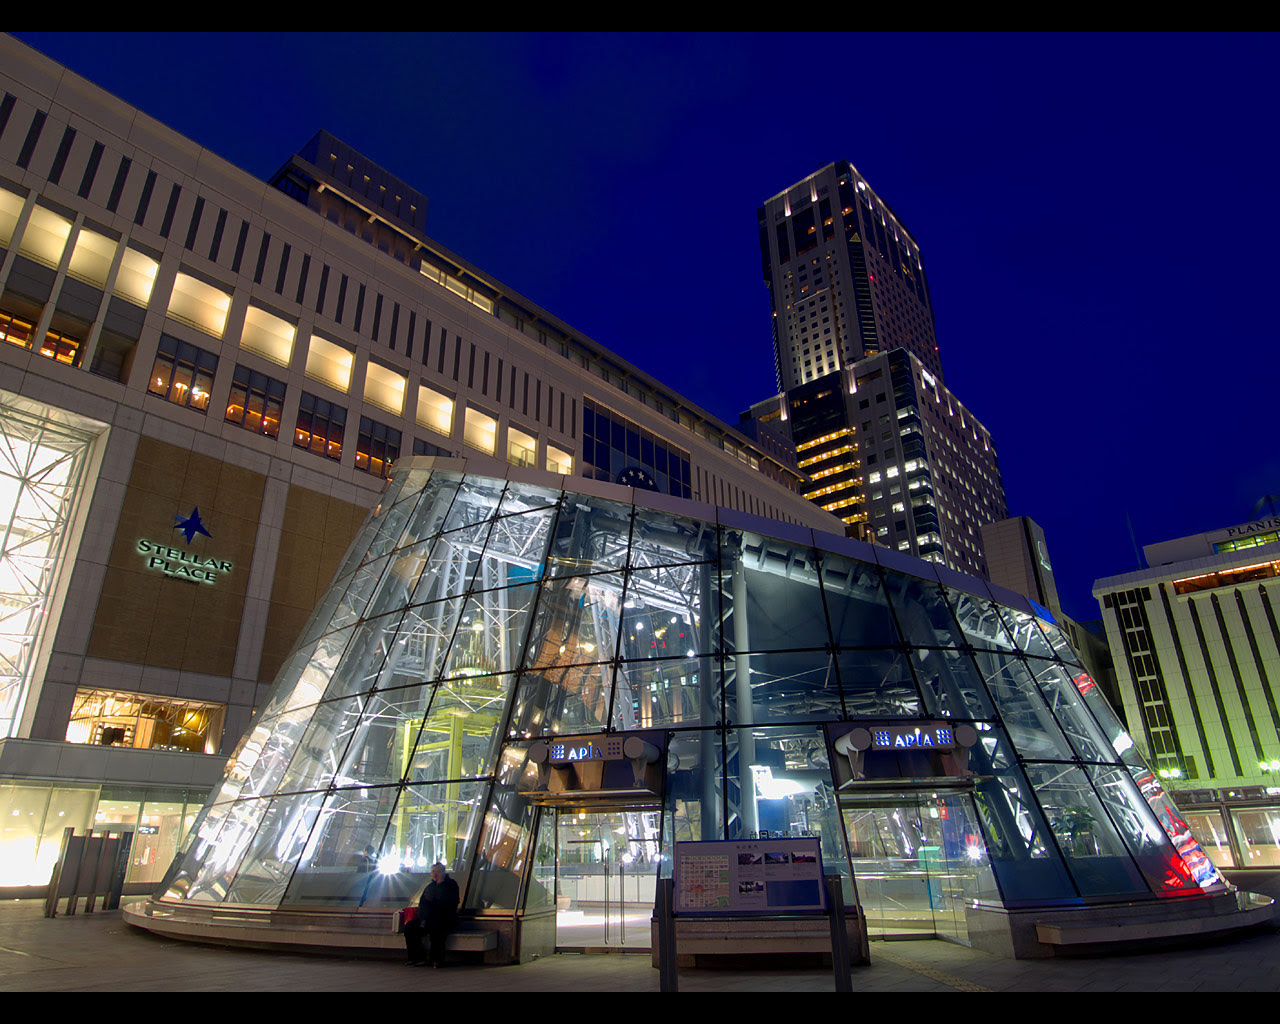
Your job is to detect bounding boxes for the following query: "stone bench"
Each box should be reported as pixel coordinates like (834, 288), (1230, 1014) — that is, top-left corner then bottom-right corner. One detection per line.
(1035, 892), (1277, 948)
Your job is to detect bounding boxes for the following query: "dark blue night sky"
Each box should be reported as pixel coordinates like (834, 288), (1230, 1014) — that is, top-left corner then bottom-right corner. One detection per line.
(15, 32), (1279, 622)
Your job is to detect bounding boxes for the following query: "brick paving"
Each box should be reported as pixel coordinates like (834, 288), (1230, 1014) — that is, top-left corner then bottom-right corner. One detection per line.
(1, 871), (1276, 993)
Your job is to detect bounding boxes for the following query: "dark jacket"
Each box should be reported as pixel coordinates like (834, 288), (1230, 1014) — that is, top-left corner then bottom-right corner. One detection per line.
(418, 876), (460, 928)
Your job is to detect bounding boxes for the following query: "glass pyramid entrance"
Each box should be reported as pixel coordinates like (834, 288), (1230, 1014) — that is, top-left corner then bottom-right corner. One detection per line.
(153, 459), (1228, 955)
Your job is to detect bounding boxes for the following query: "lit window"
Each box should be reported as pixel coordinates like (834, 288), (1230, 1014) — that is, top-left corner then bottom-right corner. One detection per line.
(65, 688), (225, 755)
(18, 204), (72, 268)
(0, 187), (24, 248)
(364, 360), (406, 415)
(148, 335), (217, 412)
(416, 384), (454, 437)
(463, 407), (497, 455)
(304, 334), (353, 392)
(167, 272), (230, 338)
(239, 305), (295, 367)
(66, 228), (117, 288)
(507, 425), (537, 469)
(546, 445), (573, 476)
(294, 392), (346, 461)
(226, 364), (286, 438)
(355, 416), (401, 478)
(115, 247), (159, 307)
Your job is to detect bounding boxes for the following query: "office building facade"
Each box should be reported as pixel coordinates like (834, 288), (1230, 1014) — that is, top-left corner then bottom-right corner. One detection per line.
(1093, 514), (1280, 869)
(0, 35), (836, 893)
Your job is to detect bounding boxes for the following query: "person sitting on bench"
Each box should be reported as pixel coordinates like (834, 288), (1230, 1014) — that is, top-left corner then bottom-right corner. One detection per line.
(405, 863), (460, 967)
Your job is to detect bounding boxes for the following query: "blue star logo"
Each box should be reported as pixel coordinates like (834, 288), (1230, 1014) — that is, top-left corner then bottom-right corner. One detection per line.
(174, 507), (212, 545)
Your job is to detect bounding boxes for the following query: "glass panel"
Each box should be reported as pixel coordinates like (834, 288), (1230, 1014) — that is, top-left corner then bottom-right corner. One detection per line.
(524, 573), (624, 672)
(237, 704), (317, 801)
(259, 627), (355, 721)
(966, 729), (1076, 903)
(325, 555), (390, 634)
(1182, 809), (1236, 869)
(997, 606), (1059, 659)
(881, 573), (963, 648)
(722, 726), (852, 898)
(131, 793), (195, 886)
(510, 663), (616, 737)
(405, 673), (515, 783)
(365, 543), (431, 619)
(944, 588), (1017, 652)
(275, 695), (367, 795)
(619, 563), (716, 662)
(394, 472), (463, 551)
(912, 646), (997, 720)
(663, 730), (724, 858)
(333, 684), (431, 789)
(1027, 659), (1117, 764)
(545, 495), (633, 577)
(475, 508), (556, 585)
(409, 521), (491, 604)
(184, 797), (273, 902)
(613, 657), (715, 731)
(1230, 807), (1280, 867)
(465, 746), (538, 910)
(1023, 762), (1147, 897)
(1085, 764), (1202, 895)
(495, 481), (561, 518)
(371, 780), (488, 907)
(721, 533), (828, 653)
(1032, 617), (1085, 667)
(364, 497), (418, 563)
(281, 784), (402, 906)
(724, 649), (842, 724)
(823, 559), (902, 648)
(836, 648), (923, 718)
(439, 583), (538, 679)
(628, 509), (717, 568)
(970, 649), (1074, 761)
(392, 597), (467, 682)
(223, 790), (327, 905)
(320, 612), (402, 702)
(439, 475), (506, 534)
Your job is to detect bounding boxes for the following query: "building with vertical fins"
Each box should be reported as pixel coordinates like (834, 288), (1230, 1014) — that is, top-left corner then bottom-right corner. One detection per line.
(744, 163), (1007, 576)
(1094, 513), (1280, 870)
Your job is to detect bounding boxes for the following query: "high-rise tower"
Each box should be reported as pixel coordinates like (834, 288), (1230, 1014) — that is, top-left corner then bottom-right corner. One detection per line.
(757, 162), (942, 393)
(746, 163), (1007, 577)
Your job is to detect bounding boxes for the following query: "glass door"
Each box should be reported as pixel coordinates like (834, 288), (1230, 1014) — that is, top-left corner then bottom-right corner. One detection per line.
(839, 790), (994, 943)
(554, 807), (660, 949)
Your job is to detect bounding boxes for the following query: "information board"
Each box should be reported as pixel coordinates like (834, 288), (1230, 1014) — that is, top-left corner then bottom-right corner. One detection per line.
(673, 837), (826, 915)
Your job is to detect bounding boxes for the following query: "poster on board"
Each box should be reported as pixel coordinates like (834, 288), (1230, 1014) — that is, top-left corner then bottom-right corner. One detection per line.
(673, 837), (826, 915)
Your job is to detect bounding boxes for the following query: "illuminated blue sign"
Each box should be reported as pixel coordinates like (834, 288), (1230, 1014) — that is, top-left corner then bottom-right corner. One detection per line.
(872, 725), (955, 750)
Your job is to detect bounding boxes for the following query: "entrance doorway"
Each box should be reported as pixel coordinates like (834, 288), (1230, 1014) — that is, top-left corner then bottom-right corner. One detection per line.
(840, 789), (992, 943)
(544, 806), (661, 950)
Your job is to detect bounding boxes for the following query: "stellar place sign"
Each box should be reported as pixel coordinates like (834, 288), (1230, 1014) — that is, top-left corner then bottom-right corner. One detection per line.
(136, 539), (232, 585)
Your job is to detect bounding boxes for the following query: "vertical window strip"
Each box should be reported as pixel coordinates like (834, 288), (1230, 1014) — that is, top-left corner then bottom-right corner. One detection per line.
(295, 253), (310, 305)
(47, 125), (76, 184)
(16, 108), (46, 169)
(437, 327), (447, 373)
(315, 264), (329, 314)
(420, 318), (432, 365)
(159, 183), (181, 238)
(1211, 594), (1265, 758)
(253, 232), (271, 284)
(208, 207), (227, 262)
(274, 242), (290, 294)
(1185, 596), (1244, 776)
(184, 196), (204, 250)
(388, 302), (399, 352)
(134, 169), (157, 225)
(371, 293), (382, 341)
(106, 155), (131, 213)
(404, 310), (414, 359)
(335, 274), (348, 323)
(452, 334), (462, 381)
(353, 283), (366, 332)
(231, 221), (249, 274)
(0, 94), (15, 140)
(77, 141), (104, 199)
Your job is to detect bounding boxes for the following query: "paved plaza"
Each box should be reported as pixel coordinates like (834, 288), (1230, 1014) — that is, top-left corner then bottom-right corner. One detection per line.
(2, 871), (1278, 993)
